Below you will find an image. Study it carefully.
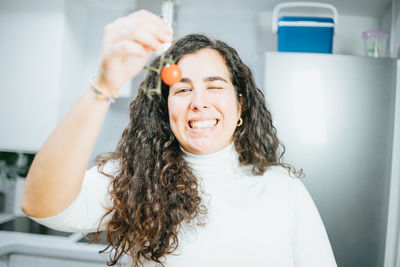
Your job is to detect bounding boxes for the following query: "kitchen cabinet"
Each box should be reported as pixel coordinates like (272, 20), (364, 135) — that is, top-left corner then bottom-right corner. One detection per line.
(0, 0), (137, 154)
(0, 230), (130, 267)
(8, 254), (106, 267)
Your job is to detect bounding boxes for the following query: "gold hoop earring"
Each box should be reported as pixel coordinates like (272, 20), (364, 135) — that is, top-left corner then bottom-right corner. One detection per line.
(236, 118), (243, 127)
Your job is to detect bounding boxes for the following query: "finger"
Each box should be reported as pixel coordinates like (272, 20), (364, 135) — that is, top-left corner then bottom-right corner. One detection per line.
(129, 9), (173, 34)
(104, 40), (147, 58)
(116, 25), (165, 51)
(119, 20), (172, 45)
(142, 19), (173, 44)
(104, 21), (171, 51)
(133, 27), (165, 51)
(142, 11), (174, 44)
(122, 10), (173, 43)
(109, 10), (173, 41)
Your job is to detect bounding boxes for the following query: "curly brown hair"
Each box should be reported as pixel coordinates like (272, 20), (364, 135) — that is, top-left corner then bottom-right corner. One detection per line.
(89, 33), (303, 267)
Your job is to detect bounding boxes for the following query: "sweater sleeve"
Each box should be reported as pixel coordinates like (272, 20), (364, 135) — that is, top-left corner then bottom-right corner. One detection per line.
(291, 178), (337, 267)
(27, 160), (117, 233)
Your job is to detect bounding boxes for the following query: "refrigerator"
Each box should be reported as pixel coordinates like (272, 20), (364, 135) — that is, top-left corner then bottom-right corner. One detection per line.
(264, 52), (399, 267)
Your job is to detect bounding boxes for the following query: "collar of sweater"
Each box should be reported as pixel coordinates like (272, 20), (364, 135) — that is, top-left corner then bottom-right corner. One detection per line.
(180, 142), (242, 181)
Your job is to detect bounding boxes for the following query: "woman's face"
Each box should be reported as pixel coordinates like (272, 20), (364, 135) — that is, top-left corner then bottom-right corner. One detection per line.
(168, 48), (242, 154)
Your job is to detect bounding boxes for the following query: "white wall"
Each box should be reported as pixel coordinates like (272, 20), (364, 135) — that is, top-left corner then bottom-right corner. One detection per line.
(175, 7), (264, 90)
(334, 15), (380, 55)
(0, 0), (65, 152)
(57, 0), (88, 123)
(381, 0), (400, 58)
(382, 4), (393, 58)
(393, 0), (400, 58)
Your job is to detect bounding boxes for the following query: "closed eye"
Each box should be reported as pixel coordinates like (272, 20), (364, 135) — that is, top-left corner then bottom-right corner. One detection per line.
(175, 88), (191, 94)
(208, 87), (223, 89)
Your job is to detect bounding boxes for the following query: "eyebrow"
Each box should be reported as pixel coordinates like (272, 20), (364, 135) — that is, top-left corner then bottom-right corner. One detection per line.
(180, 76), (228, 83)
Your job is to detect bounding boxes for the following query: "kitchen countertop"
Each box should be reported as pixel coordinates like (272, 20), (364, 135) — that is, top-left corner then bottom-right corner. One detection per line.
(0, 230), (113, 263)
(0, 214), (15, 225)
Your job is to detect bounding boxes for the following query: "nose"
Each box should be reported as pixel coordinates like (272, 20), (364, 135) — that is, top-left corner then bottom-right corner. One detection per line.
(190, 89), (209, 111)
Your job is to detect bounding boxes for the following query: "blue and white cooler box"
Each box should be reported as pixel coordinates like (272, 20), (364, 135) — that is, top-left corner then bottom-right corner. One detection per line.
(272, 2), (338, 54)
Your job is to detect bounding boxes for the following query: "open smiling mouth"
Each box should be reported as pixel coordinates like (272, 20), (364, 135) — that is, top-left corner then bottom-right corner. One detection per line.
(188, 119), (219, 129)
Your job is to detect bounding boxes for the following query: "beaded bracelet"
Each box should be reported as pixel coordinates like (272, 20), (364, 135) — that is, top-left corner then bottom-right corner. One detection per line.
(89, 77), (118, 103)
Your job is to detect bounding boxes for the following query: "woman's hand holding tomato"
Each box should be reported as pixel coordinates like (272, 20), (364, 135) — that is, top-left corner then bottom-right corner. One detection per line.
(95, 10), (173, 93)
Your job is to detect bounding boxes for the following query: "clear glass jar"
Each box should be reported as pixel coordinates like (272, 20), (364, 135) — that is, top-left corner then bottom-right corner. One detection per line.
(362, 29), (388, 58)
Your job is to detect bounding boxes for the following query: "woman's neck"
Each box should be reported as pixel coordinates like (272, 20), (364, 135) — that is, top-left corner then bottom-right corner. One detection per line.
(180, 142), (240, 180)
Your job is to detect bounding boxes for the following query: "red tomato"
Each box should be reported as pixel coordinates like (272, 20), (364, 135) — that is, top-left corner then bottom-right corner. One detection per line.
(161, 64), (182, 86)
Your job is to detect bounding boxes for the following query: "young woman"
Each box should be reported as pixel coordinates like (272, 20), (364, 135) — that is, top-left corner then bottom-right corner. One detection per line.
(22, 9), (337, 267)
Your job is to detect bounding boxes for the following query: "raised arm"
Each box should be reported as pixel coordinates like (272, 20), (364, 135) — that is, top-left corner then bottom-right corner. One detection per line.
(21, 10), (173, 219)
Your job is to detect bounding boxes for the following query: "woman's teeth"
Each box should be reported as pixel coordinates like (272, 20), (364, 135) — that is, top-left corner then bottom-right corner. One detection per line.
(190, 119), (218, 129)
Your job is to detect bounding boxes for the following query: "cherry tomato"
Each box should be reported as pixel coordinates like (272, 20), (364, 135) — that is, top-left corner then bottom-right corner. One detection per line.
(161, 64), (182, 86)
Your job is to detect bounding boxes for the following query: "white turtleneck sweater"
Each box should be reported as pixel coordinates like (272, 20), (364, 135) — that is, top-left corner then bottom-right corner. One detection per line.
(29, 142), (337, 267)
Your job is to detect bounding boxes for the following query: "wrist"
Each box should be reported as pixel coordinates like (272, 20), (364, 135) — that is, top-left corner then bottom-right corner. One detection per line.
(90, 77), (118, 103)
(94, 76), (118, 96)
